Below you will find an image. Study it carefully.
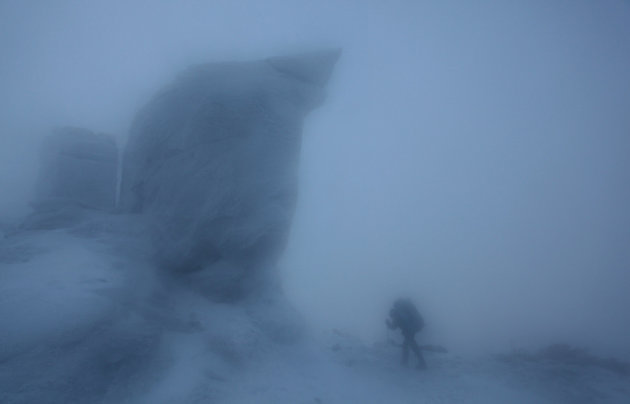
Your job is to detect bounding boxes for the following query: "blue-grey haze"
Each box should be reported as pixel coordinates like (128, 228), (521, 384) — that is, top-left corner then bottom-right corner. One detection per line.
(1, 0), (629, 358)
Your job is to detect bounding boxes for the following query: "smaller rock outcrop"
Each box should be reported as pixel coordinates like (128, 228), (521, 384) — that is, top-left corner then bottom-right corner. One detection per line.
(34, 127), (118, 211)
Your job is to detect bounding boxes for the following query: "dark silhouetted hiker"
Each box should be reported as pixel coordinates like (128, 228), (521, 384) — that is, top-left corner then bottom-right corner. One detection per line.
(386, 298), (427, 369)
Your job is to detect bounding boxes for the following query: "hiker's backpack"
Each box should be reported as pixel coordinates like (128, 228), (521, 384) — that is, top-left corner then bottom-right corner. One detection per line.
(393, 299), (424, 334)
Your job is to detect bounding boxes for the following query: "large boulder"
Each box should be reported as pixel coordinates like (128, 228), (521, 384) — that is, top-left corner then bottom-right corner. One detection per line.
(119, 50), (340, 299)
(34, 127), (118, 211)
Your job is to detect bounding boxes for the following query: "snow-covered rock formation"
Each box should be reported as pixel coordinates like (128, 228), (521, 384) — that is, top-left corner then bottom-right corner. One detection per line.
(1, 51), (341, 403)
(119, 50), (340, 300)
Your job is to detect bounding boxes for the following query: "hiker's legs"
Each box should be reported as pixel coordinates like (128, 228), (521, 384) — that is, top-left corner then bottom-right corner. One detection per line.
(401, 339), (410, 366)
(409, 337), (426, 369)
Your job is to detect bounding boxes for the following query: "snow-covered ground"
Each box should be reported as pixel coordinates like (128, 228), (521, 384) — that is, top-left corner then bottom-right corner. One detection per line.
(133, 327), (630, 403)
(1, 216), (629, 403)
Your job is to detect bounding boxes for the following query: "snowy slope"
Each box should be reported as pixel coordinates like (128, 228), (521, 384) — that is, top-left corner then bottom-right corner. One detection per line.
(2, 219), (629, 403)
(147, 332), (630, 404)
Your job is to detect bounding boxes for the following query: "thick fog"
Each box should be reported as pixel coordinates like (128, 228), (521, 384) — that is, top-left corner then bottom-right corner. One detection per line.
(2, 0), (629, 361)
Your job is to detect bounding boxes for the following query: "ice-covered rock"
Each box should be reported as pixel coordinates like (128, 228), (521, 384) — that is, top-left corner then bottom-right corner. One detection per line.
(119, 50), (340, 300)
(34, 127), (118, 211)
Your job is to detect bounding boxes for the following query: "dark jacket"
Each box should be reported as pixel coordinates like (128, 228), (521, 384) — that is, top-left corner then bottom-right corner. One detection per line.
(387, 298), (424, 336)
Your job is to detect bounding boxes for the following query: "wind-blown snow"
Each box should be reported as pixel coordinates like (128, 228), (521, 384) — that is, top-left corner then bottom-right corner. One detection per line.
(1, 49), (628, 403)
(2, 215), (629, 403)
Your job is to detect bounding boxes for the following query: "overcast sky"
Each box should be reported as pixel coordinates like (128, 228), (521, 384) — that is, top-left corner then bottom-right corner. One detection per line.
(1, 0), (629, 357)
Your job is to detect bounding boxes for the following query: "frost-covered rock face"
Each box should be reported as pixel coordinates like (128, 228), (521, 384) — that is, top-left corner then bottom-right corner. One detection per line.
(35, 127), (118, 211)
(119, 50), (340, 300)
